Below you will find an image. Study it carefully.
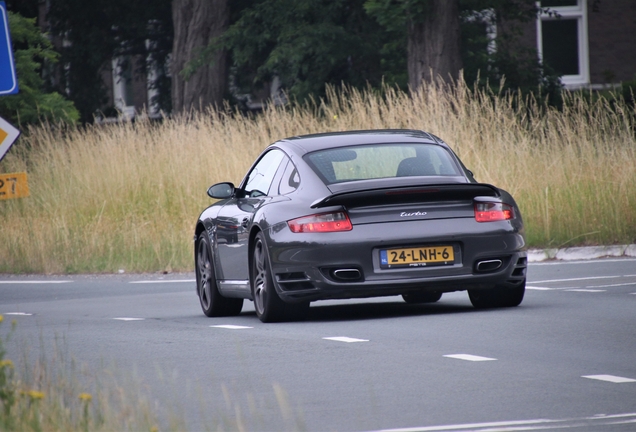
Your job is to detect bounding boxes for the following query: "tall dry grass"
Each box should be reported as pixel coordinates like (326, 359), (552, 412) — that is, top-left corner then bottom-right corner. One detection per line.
(1, 80), (635, 273)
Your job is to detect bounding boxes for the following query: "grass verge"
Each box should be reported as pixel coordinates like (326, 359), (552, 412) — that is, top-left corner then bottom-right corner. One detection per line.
(0, 80), (635, 273)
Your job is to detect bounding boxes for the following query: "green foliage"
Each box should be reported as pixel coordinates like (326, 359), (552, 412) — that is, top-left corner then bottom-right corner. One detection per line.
(212, 0), (406, 103)
(0, 12), (79, 126)
(621, 76), (636, 107)
(364, 0), (438, 30)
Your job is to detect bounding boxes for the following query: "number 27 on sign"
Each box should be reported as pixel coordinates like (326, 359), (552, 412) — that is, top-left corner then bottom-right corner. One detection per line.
(0, 172), (29, 200)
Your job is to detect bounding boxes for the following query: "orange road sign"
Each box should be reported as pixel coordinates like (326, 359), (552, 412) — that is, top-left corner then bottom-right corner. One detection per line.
(0, 172), (29, 200)
(0, 115), (20, 162)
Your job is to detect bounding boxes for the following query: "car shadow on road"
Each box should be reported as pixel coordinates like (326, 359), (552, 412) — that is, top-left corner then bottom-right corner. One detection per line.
(303, 300), (476, 322)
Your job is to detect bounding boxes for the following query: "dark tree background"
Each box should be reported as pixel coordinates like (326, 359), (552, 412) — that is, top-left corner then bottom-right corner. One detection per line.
(48, 0), (172, 122)
(5, 0), (557, 123)
(6, 0), (173, 123)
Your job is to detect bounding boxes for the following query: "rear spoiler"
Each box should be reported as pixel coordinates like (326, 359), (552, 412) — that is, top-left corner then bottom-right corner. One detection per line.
(311, 183), (501, 209)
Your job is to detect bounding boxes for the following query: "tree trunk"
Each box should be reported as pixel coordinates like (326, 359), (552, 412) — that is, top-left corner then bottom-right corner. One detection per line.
(171, 0), (228, 113)
(407, 0), (462, 91)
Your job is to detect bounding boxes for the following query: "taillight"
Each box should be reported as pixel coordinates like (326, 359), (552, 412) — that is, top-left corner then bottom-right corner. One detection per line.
(288, 212), (353, 233)
(474, 201), (514, 222)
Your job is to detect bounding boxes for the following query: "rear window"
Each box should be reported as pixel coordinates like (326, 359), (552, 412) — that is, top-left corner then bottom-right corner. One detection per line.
(304, 143), (462, 184)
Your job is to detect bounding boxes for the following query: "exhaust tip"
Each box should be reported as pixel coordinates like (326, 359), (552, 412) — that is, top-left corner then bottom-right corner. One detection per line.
(332, 268), (362, 281)
(476, 259), (503, 272)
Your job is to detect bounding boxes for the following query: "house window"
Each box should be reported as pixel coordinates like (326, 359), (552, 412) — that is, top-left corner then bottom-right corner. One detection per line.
(537, 0), (589, 88)
(112, 56), (136, 119)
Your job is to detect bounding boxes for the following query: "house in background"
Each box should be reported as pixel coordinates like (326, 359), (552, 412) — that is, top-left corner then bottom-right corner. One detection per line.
(520, 0), (636, 89)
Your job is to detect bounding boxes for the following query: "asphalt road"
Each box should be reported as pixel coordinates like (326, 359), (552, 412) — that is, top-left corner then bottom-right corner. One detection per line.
(1, 258), (635, 431)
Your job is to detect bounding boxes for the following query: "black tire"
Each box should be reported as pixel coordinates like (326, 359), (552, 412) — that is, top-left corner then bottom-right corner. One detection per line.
(196, 233), (243, 317)
(500, 279), (526, 307)
(402, 291), (443, 304)
(251, 232), (309, 323)
(468, 279), (525, 309)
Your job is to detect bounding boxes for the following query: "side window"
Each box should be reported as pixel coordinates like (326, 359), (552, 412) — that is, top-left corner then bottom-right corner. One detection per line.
(243, 149), (285, 197)
(278, 160), (301, 195)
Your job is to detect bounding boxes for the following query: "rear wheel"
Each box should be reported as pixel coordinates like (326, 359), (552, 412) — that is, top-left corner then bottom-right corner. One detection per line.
(468, 279), (525, 309)
(196, 233), (243, 317)
(251, 232), (309, 322)
(402, 291), (442, 304)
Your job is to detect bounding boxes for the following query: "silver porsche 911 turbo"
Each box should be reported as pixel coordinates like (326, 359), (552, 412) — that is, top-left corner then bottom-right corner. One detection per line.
(194, 129), (527, 322)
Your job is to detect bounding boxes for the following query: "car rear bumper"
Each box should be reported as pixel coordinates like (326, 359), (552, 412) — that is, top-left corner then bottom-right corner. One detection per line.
(265, 218), (527, 303)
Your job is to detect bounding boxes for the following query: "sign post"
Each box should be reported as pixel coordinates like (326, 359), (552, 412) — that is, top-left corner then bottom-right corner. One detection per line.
(0, 2), (26, 200)
(0, 1), (18, 95)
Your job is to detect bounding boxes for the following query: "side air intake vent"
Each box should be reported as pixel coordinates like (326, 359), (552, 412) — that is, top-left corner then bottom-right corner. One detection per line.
(276, 272), (314, 291)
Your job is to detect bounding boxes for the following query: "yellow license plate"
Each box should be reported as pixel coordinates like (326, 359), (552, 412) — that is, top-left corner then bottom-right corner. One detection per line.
(380, 245), (454, 268)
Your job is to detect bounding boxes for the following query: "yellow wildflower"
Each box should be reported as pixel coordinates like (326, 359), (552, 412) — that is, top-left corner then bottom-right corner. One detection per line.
(78, 393), (92, 402)
(0, 359), (13, 368)
(27, 390), (45, 400)
(0, 315), (3, 323)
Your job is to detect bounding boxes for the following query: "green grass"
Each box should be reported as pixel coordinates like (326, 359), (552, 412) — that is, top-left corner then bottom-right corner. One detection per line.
(0, 80), (635, 273)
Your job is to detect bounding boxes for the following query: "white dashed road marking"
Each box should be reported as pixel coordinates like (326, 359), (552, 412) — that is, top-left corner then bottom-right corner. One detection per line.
(566, 289), (606, 293)
(211, 325), (253, 330)
(443, 354), (497, 362)
(2, 312), (33, 316)
(0, 280), (73, 284)
(375, 412), (636, 432)
(582, 375), (636, 384)
(323, 336), (369, 343)
(129, 279), (195, 284)
(530, 275), (636, 284)
(584, 282), (636, 288)
(528, 282), (635, 291)
(376, 418), (555, 432)
(113, 317), (145, 321)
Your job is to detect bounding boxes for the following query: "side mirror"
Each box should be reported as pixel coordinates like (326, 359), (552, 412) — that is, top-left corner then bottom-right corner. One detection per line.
(207, 182), (235, 199)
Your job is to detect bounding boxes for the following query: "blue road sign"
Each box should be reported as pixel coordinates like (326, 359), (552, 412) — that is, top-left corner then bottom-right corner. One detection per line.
(0, 1), (18, 95)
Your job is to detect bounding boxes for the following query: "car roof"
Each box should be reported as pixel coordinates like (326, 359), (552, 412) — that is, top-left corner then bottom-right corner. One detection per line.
(275, 129), (447, 155)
